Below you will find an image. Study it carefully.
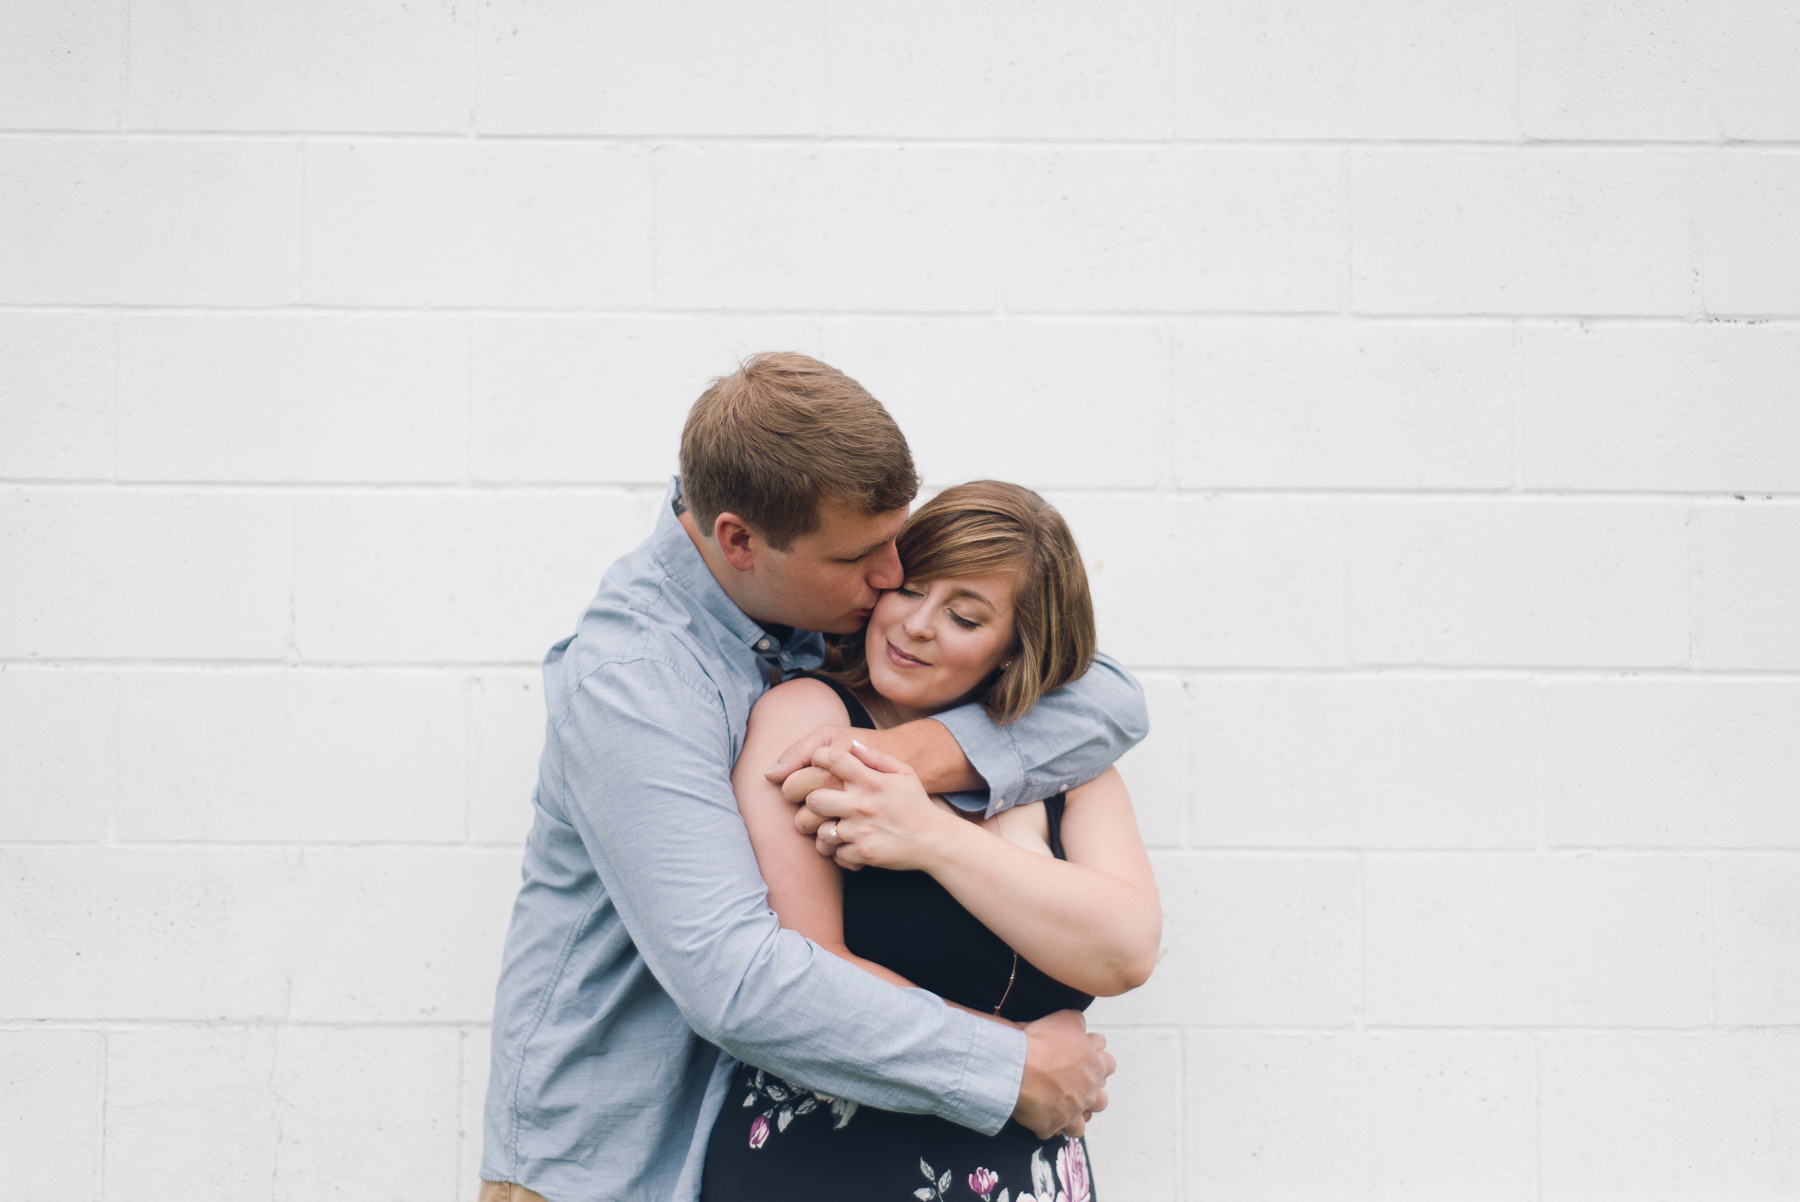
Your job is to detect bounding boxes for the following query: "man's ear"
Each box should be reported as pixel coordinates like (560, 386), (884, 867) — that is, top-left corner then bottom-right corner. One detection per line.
(712, 512), (761, 573)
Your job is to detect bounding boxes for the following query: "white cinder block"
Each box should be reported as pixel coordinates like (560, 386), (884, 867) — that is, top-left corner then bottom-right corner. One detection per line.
(104, 1027), (280, 1201)
(470, 316), (818, 484)
(655, 147), (1000, 312)
(1074, 1027), (1180, 1202)
(480, 0), (820, 134)
(1522, 322), (1800, 492)
(284, 847), (518, 1022)
(1111, 673), (1189, 849)
(1521, 0), (1800, 140)
(0, 138), (300, 306)
(127, 0), (475, 131)
(1054, 493), (1347, 667)
(0, 848), (293, 1019)
(0, 1029), (103, 1199)
(1715, 856), (1800, 1025)
(0, 669), (112, 840)
(1541, 1031), (1800, 1201)
(1178, 0), (1516, 139)
(1547, 680), (1800, 848)
(821, 318), (1172, 489)
(1700, 153), (1800, 316)
(0, 488), (292, 660)
(1698, 505), (1800, 669)
(826, 1), (1170, 139)
(470, 671), (545, 844)
(116, 670), (468, 842)
(1189, 1032), (1536, 1202)
(292, 490), (659, 663)
(272, 1026), (462, 1201)
(1098, 852), (1360, 1027)
(0, 0), (124, 129)
(1002, 148), (1345, 313)
(1172, 318), (1516, 489)
(459, 1026), (492, 1202)
(1364, 854), (1710, 1026)
(118, 314), (468, 483)
(0, 311), (115, 480)
(303, 141), (652, 308)
(1194, 678), (1539, 849)
(1346, 499), (1691, 667)
(1352, 150), (1697, 315)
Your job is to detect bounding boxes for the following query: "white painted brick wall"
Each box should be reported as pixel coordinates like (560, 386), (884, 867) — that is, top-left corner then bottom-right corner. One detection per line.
(3, 2), (1797, 1199)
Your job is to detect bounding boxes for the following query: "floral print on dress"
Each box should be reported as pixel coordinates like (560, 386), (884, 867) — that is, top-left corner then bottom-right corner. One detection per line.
(1008, 1139), (1089, 1202)
(908, 1138), (1088, 1202)
(739, 1069), (859, 1148)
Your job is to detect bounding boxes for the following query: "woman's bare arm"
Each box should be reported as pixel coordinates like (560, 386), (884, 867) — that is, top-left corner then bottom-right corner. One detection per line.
(928, 768), (1161, 997)
(732, 680), (917, 989)
(801, 748), (1162, 998)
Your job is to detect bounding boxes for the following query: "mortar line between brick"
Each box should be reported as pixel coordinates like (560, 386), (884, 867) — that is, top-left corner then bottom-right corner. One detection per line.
(10, 303), (1800, 322)
(9, 479), (1800, 500)
(17, 840), (1800, 856)
(10, 1019), (1793, 1034)
(1532, 1031), (1544, 1202)
(1688, 504), (1705, 668)
(97, 1027), (108, 1200)
(1705, 856), (1719, 1026)
(1342, 149), (1354, 313)
(12, 659), (1800, 679)
(7, 129), (1800, 149)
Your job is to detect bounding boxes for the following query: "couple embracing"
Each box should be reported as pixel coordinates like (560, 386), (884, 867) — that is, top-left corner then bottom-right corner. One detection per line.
(481, 353), (1162, 1202)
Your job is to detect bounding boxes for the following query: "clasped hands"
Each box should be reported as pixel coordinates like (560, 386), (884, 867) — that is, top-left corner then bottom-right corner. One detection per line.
(764, 725), (1115, 1138)
(764, 725), (954, 871)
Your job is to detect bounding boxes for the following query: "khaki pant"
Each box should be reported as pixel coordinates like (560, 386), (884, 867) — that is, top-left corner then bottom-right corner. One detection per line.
(479, 1181), (550, 1202)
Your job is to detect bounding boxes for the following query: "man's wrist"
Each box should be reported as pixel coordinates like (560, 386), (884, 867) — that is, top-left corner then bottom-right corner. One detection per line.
(881, 718), (984, 794)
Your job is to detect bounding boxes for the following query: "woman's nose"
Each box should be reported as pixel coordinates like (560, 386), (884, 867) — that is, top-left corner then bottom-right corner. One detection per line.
(900, 606), (934, 641)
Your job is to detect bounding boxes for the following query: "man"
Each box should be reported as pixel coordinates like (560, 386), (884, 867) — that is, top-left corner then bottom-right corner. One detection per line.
(481, 353), (1148, 1202)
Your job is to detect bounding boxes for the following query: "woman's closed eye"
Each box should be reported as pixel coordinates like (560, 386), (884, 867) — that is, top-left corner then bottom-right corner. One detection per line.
(947, 610), (980, 630)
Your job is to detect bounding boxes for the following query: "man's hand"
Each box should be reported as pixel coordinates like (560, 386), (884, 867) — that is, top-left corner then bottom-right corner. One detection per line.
(1013, 1010), (1113, 1139)
(792, 740), (961, 871)
(764, 724), (862, 792)
(765, 717), (985, 796)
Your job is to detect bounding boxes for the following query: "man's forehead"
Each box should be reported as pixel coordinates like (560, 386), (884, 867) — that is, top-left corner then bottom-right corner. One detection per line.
(801, 500), (909, 555)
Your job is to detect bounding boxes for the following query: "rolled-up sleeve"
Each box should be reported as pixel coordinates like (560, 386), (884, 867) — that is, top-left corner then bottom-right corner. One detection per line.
(934, 651), (1149, 814)
(554, 656), (1026, 1132)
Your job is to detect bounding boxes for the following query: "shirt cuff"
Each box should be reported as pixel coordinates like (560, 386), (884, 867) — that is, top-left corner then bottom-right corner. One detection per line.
(945, 1013), (1029, 1136)
(933, 703), (1026, 816)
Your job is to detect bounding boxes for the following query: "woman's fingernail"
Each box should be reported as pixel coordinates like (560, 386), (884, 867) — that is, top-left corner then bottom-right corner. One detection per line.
(851, 740), (869, 753)
(766, 762), (785, 775)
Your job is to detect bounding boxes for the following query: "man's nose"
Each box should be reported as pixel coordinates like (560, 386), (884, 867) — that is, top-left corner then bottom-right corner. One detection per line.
(867, 542), (903, 591)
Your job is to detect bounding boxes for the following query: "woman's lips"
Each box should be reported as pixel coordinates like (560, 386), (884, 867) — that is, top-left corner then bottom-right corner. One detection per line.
(885, 640), (930, 669)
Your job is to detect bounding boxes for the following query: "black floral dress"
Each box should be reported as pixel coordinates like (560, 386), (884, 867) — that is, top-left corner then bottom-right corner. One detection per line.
(700, 679), (1097, 1202)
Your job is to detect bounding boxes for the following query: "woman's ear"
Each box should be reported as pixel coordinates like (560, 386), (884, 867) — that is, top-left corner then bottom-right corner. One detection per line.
(713, 512), (761, 572)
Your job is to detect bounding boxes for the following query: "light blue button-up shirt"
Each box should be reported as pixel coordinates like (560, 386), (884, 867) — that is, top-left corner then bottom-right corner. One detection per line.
(482, 483), (1148, 1202)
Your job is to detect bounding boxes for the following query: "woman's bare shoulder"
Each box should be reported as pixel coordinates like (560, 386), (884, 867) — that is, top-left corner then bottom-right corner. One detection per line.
(747, 676), (852, 731)
(1065, 764), (1125, 804)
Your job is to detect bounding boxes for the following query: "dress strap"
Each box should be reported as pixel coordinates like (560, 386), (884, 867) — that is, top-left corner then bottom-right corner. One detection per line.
(1044, 793), (1069, 860)
(799, 674), (877, 731)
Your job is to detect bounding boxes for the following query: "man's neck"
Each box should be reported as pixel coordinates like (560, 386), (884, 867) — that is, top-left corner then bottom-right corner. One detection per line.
(679, 509), (769, 627)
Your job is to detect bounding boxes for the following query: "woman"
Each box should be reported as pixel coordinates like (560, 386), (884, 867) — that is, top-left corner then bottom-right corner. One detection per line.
(701, 481), (1162, 1202)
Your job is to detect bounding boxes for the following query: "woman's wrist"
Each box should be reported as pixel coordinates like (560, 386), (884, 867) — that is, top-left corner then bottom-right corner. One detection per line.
(911, 803), (984, 877)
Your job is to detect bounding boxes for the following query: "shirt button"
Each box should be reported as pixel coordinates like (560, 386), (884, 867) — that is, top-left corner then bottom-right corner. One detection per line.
(754, 638), (771, 652)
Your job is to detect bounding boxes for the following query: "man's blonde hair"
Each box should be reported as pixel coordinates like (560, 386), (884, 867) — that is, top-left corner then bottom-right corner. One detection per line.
(679, 352), (919, 551)
(823, 480), (1097, 724)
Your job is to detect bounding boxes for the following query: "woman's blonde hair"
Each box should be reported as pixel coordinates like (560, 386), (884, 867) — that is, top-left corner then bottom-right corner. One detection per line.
(822, 480), (1096, 724)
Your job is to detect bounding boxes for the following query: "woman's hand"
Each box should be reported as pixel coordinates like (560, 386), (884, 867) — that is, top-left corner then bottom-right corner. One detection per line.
(797, 740), (970, 873)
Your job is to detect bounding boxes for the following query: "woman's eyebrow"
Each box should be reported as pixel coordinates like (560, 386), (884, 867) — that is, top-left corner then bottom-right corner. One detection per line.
(947, 586), (994, 608)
